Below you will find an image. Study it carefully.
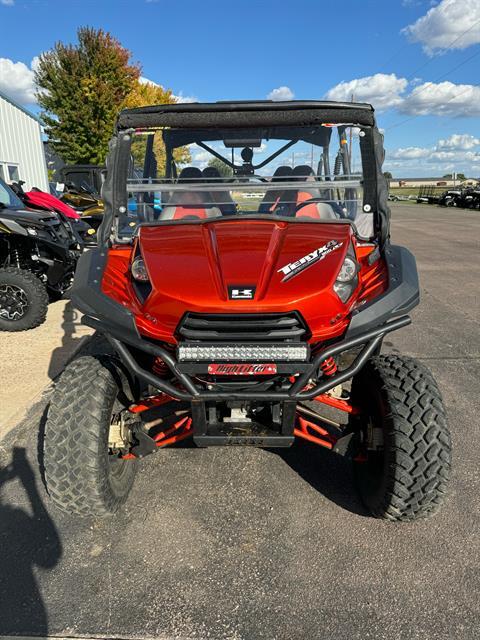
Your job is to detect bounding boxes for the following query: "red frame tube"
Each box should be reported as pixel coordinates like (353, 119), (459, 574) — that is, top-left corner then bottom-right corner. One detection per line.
(294, 416), (337, 449)
(313, 393), (360, 415)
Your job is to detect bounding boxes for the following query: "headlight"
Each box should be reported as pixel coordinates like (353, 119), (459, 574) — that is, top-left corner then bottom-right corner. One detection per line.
(336, 256), (357, 282)
(333, 254), (358, 303)
(26, 227), (38, 236)
(131, 257), (149, 282)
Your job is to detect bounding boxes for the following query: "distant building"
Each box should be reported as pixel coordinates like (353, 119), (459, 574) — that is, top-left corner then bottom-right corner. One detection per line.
(0, 89), (48, 191)
(390, 177), (476, 188)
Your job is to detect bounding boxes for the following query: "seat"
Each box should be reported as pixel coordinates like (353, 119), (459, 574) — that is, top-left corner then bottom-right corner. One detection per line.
(202, 167), (236, 215)
(160, 167), (220, 220)
(291, 165), (337, 220)
(258, 166), (293, 213)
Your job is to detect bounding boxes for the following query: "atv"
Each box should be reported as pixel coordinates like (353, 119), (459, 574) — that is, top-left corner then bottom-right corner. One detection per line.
(60, 164), (105, 233)
(43, 100), (451, 520)
(10, 180), (97, 247)
(0, 176), (82, 331)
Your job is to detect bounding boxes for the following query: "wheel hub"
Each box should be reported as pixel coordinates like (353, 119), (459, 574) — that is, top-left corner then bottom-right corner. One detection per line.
(0, 284), (28, 320)
(365, 417), (384, 451)
(108, 412), (131, 451)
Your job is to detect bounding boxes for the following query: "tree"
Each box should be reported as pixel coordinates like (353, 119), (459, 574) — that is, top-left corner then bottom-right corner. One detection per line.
(383, 171), (392, 180)
(35, 27), (140, 164)
(207, 157), (233, 178)
(443, 173), (466, 180)
(124, 80), (191, 175)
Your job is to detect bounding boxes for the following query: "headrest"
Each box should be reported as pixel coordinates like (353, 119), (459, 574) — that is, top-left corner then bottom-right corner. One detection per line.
(272, 166), (293, 181)
(202, 166), (221, 179)
(292, 165), (314, 178)
(178, 166), (203, 182)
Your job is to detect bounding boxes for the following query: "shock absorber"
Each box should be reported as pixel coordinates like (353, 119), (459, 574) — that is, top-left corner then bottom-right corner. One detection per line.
(320, 357), (337, 377)
(152, 357), (169, 378)
(333, 153), (342, 176)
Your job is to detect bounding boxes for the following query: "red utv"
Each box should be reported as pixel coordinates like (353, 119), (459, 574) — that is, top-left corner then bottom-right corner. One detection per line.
(43, 101), (451, 520)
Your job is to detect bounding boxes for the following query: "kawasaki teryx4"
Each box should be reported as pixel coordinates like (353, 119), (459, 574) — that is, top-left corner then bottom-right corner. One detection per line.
(0, 177), (82, 331)
(44, 101), (451, 520)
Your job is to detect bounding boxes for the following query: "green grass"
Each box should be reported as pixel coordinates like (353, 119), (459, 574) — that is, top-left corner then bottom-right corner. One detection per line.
(389, 186), (446, 197)
(389, 187), (418, 197)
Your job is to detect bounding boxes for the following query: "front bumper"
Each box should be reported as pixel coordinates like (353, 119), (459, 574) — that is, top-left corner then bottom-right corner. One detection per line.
(83, 314), (410, 401)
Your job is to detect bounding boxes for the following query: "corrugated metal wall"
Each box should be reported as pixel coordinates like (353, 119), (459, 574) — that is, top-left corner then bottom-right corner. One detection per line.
(0, 95), (49, 191)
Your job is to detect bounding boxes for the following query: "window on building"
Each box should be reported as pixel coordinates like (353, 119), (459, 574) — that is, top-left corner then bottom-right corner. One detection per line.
(7, 165), (20, 183)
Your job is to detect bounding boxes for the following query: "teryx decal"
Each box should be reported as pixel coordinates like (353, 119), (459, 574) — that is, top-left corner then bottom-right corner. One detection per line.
(278, 240), (343, 282)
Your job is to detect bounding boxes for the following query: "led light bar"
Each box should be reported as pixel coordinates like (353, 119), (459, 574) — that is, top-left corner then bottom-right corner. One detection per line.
(177, 343), (309, 362)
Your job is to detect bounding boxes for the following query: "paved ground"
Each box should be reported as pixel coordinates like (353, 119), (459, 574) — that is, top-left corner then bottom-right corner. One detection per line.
(0, 300), (92, 436)
(0, 204), (479, 640)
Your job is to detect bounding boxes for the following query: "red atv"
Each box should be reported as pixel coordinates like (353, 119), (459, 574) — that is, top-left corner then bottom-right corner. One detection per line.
(43, 101), (451, 520)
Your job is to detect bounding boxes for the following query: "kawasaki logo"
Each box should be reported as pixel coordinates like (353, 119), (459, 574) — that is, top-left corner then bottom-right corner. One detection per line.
(278, 240), (343, 282)
(228, 285), (256, 300)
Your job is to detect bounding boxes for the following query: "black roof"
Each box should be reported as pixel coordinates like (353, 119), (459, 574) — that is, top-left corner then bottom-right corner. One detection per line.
(116, 100), (375, 130)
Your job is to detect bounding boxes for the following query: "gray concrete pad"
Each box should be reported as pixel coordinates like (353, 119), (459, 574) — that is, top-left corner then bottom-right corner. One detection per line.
(0, 205), (479, 639)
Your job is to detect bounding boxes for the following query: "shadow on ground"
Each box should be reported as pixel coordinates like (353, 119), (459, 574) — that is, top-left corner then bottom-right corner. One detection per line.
(0, 446), (62, 636)
(47, 301), (87, 380)
(277, 440), (368, 517)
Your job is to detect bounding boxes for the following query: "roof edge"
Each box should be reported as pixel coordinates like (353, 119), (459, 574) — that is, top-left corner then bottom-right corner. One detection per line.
(119, 99), (374, 118)
(117, 100), (376, 130)
(0, 89), (41, 124)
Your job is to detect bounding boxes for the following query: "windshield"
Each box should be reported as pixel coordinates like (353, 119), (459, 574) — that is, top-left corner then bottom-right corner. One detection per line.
(117, 124), (374, 240)
(0, 178), (24, 209)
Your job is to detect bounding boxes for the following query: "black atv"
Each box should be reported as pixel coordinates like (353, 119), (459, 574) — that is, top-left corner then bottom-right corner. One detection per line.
(0, 177), (83, 331)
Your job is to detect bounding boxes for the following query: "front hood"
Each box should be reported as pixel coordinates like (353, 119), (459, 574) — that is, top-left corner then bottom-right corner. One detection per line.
(136, 219), (354, 341)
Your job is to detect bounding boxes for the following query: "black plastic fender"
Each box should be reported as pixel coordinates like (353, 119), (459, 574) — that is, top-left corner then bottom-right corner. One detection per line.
(346, 244), (419, 338)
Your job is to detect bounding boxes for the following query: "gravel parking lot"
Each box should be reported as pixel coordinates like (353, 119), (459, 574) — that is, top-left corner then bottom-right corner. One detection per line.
(0, 301), (92, 436)
(0, 204), (479, 640)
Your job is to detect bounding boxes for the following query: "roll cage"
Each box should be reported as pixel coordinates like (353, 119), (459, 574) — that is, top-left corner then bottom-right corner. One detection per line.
(98, 101), (390, 246)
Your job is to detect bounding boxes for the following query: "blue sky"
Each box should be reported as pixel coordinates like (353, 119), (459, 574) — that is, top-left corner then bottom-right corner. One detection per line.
(1, 0), (479, 177)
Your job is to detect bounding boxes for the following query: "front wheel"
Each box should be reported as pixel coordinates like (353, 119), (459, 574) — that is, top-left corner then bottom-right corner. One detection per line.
(0, 267), (48, 331)
(350, 355), (451, 521)
(44, 356), (137, 516)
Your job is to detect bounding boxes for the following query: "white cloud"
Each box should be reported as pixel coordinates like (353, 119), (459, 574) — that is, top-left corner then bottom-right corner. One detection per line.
(385, 134), (480, 176)
(325, 73), (480, 117)
(267, 86), (294, 101)
(1, 0), (15, 6)
(401, 80), (480, 116)
(0, 57), (37, 104)
(252, 142), (268, 154)
(437, 133), (480, 150)
(325, 73), (408, 111)
(139, 76), (196, 103)
(139, 75), (155, 85)
(402, 0), (480, 55)
(172, 92), (196, 104)
(389, 147), (431, 160)
(192, 150), (211, 164)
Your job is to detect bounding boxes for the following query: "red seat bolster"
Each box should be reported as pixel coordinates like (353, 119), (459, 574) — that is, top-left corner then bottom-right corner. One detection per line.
(295, 191), (320, 218)
(172, 207), (208, 219)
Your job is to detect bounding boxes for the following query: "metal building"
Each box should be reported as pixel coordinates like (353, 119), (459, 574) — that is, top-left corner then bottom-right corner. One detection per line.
(0, 89), (48, 191)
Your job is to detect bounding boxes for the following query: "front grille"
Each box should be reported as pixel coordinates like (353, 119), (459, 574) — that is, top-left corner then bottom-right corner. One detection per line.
(177, 312), (309, 342)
